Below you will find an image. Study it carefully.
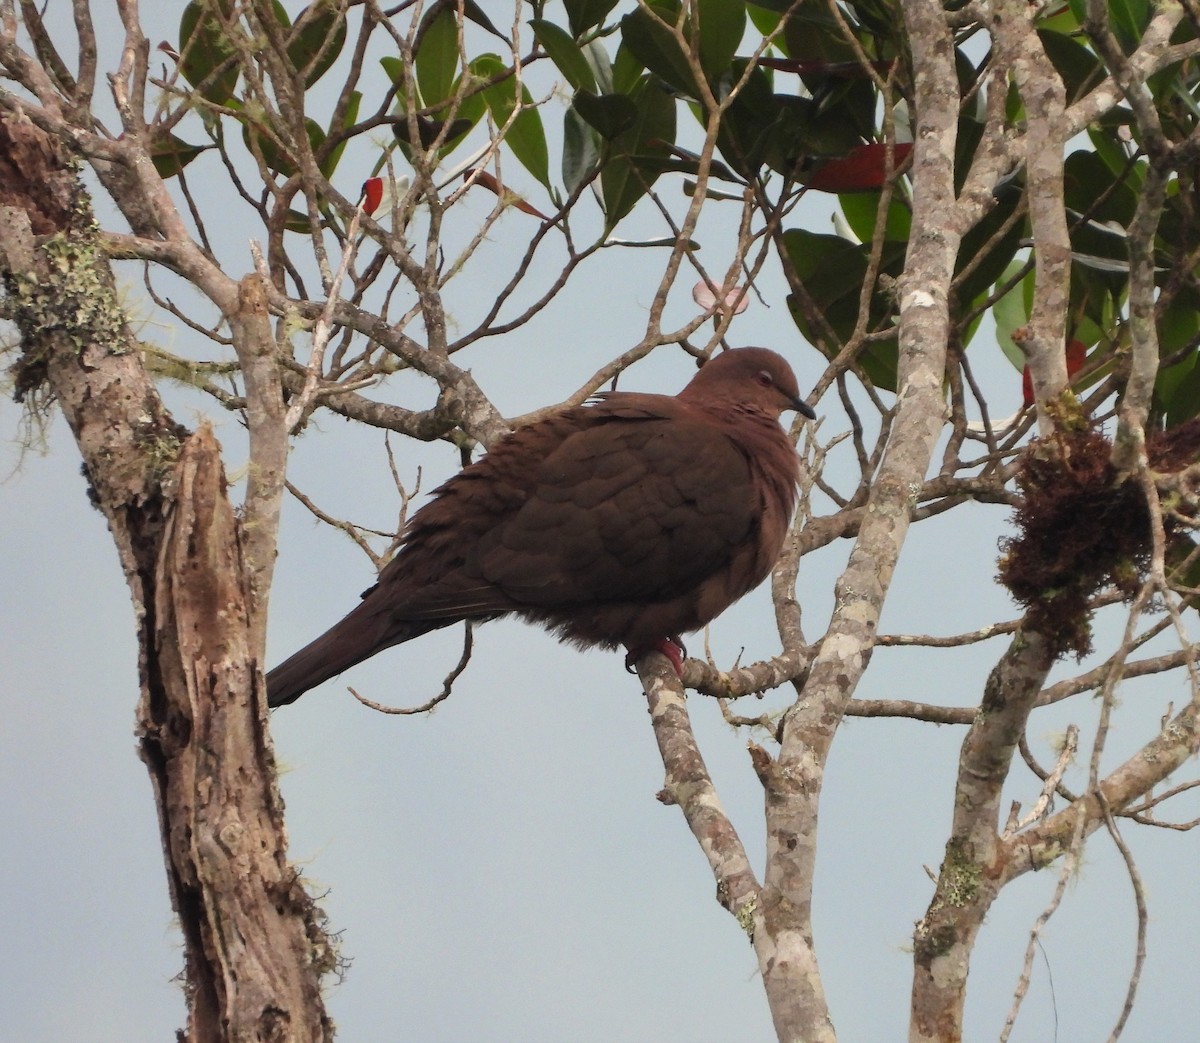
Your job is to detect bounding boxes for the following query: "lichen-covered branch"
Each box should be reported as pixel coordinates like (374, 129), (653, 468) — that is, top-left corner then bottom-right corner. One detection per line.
(737, 0), (966, 1036)
(1000, 698), (1200, 885)
(0, 113), (332, 1042)
(638, 659), (761, 916)
(910, 630), (1054, 1043)
(991, 0), (1071, 432)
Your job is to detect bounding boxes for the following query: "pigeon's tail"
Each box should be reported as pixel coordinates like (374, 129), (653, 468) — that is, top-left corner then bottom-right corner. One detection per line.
(266, 604), (441, 708)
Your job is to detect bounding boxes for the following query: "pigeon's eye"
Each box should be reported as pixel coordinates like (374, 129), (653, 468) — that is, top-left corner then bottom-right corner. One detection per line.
(756, 370), (773, 387)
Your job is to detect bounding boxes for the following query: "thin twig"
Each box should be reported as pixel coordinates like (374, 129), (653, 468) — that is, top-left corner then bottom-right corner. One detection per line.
(350, 623), (474, 714)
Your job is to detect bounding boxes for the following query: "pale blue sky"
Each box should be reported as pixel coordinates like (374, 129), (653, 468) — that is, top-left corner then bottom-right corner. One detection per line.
(2, 5), (1198, 1041)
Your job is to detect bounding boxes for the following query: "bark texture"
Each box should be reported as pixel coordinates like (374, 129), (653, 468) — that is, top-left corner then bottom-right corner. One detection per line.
(147, 424), (336, 1042)
(0, 114), (333, 1042)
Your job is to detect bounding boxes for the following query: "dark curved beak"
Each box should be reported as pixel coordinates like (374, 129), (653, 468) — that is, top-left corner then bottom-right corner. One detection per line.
(793, 394), (817, 420)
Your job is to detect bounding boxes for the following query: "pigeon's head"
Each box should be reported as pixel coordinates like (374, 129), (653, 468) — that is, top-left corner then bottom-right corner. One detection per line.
(680, 347), (816, 420)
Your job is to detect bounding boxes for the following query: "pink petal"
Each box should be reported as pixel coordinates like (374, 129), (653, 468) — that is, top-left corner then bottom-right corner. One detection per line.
(692, 282), (750, 314)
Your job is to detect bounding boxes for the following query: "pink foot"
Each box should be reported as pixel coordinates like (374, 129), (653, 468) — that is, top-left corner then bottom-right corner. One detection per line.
(624, 636), (687, 677)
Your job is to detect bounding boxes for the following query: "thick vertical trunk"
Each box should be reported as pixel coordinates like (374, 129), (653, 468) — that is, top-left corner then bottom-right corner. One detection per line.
(0, 115), (333, 1042)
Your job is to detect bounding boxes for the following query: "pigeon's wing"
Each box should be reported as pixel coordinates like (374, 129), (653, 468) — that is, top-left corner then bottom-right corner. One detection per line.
(471, 414), (758, 606)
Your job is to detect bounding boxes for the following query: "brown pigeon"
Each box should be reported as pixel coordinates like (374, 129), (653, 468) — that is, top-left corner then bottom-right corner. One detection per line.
(267, 347), (813, 706)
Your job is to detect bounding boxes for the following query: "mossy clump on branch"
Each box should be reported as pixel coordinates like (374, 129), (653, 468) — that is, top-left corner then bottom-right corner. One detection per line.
(999, 419), (1200, 659)
(999, 426), (1147, 659)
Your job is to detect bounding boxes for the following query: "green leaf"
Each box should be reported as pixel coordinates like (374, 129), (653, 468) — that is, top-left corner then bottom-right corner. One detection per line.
(621, 154), (740, 181)
(379, 55), (404, 87)
(795, 95), (871, 156)
(563, 106), (601, 194)
(713, 59), (774, 174)
(573, 90), (638, 140)
(954, 188), (1026, 304)
(472, 55), (551, 188)
(955, 48), (986, 122)
(564, 0), (621, 38)
(683, 179), (745, 202)
(782, 227), (905, 387)
(531, 19), (597, 92)
(243, 114), (325, 177)
(150, 133), (209, 178)
(954, 113), (985, 193)
(415, 5), (460, 107)
(635, 141), (742, 183)
(1109, 0), (1152, 49)
(959, 291), (985, 349)
(762, 95), (865, 175)
(602, 235), (701, 249)
(1087, 125), (1141, 183)
(457, 0), (507, 41)
(1037, 1), (1082, 34)
(600, 75), (676, 231)
(1005, 76), (1024, 124)
(747, 3), (782, 41)
(319, 90), (360, 178)
(179, 0), (240, 103)
(1160, 352), (1200, 426)
(851, 0), (902, 41)
(695, 0), (745, 83)
(1037, 28), (1101, 102)
(582, 37), (615, 93)
(815, 76), (879, 143)
(1064, 149), (1137, 228)
(839, 191), (911, 242)
(743, 0), (802, 11)
(786, 230), (861, 286)
(620, 0), (700, 98)
(446, 75), (487, 138)
(611, 37), (649, 93)
(782, 6), (858, 66)
(859, 338), (899, 391)
(287, 1), (347, 87)
(1068, 219), (1132, 270)
(993, 261), (1035, 370)
(1159, 288), (1200, 357)
(385, 57), (479, 159)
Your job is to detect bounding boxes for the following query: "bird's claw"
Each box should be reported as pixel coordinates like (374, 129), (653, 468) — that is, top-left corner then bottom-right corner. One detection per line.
(624, 636), (687, 677)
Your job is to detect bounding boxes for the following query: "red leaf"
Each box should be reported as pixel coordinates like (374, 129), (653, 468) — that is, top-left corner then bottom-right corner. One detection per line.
(802, 143), (913, 193)
(360, 176), (383, 215)
(1022, 339), (1088, 407)
(465, 168), (551, 220)
(1067, 338), (1088, 374)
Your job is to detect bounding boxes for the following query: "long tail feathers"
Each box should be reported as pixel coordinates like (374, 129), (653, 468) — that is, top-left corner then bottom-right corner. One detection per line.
(266, 606), (440, 707)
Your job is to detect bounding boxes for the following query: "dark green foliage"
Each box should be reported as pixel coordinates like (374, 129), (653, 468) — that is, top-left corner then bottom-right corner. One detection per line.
(531, 19), (598, 92)
(597, 75), (676, 229)
(288, 2), (348, 88)
(149, 133), (210, 177)
(167, 0), (1200, 414)
(563, 0), (621, 38)
(179, 0), (241, 103)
